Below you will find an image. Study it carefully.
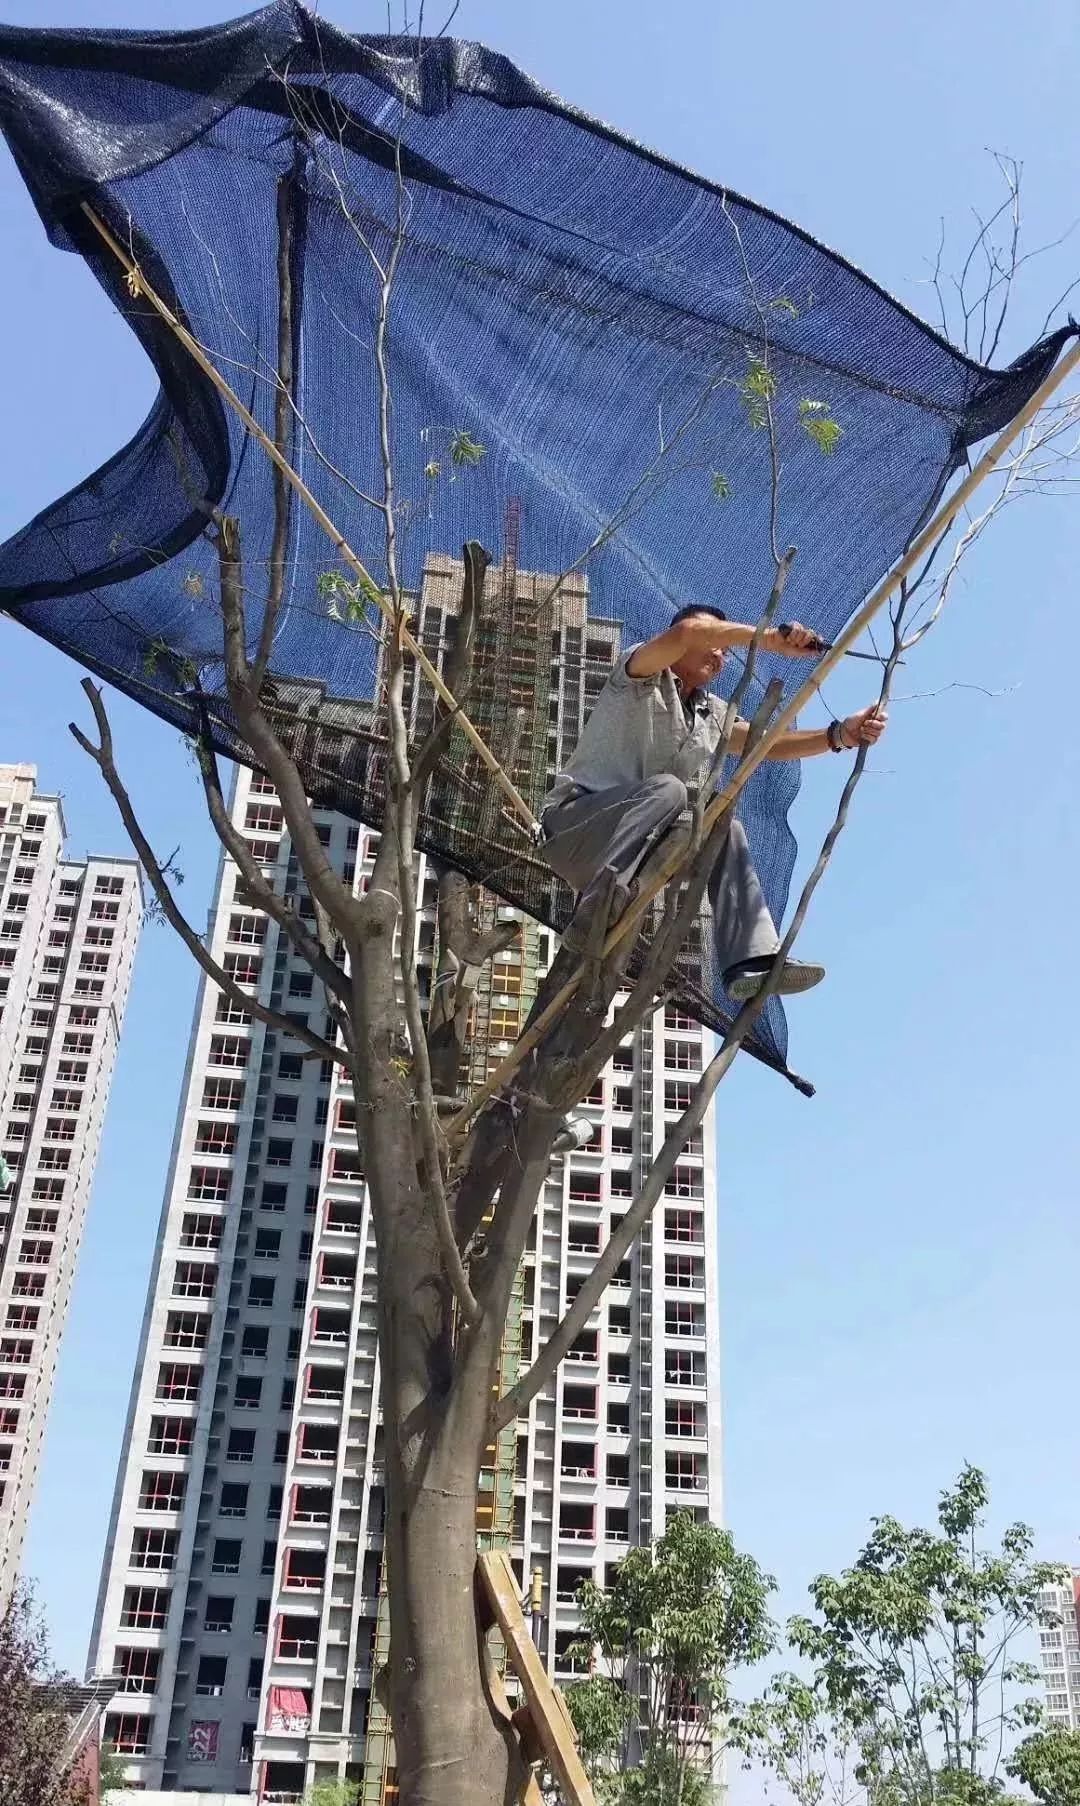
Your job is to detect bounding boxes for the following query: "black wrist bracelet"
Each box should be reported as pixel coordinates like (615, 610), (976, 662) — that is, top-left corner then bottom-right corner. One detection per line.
(827, 719), (845, 752)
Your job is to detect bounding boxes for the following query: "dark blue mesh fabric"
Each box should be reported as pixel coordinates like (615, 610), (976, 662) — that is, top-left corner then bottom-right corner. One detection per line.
(0, 2), (1072, 1088)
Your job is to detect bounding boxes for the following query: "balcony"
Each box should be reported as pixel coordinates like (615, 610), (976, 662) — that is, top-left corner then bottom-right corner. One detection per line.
(560, 1442), (598, 1483)
(310, 1317), (350, 1348)
(316, 1257), (356, 1292)
(566, 1238), (601, 1262)
(291, 1498), (332, 1528)
(323, 1206), (362, 1237)
(275, 1619), (319, 1662)
(558, 1524), (595, 1545)
(565, 1335), (598, 1369)
(282, 1553), (326, 1593)
(295, 1435), (338, 1467)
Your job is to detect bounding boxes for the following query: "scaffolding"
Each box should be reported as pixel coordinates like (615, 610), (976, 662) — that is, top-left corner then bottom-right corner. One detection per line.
(477, 1263), (528, 1551)
(358, 1594), (394, 1806)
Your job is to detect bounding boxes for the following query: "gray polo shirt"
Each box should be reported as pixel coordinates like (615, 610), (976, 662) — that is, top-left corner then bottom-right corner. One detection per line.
(544, 645), (741, 810)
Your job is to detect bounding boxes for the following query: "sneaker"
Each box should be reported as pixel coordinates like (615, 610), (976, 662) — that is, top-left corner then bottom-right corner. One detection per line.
(724, 956), (826, 1002)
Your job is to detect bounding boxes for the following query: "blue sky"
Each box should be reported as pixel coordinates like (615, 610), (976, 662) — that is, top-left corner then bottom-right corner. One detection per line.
(2, 0), (1079, 1701)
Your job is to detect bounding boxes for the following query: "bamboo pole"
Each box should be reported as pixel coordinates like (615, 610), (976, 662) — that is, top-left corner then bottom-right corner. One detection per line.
(81, 202), (540, 838)
(447, 331), (1080, 1140)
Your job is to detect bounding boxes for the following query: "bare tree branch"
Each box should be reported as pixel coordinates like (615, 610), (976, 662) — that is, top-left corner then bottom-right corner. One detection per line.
(390, 702), (482, 1325)
(426, 871), (518, 1099)
(190, 706), (354, 1014)
(251, 168), (298, 693)
(365, 129), (482, 1329)
(411, 539), (491, 796)
(213, 511), (367, 934)
(69, 679), (341, 1066)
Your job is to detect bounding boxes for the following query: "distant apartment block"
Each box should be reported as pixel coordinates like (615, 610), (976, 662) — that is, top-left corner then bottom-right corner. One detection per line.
(0, 762), (142, 1600)
(1038, 1567), (1080, 1727)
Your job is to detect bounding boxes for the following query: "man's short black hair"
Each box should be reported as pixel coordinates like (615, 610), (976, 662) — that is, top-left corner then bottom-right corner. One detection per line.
(671, 604), (727, 627)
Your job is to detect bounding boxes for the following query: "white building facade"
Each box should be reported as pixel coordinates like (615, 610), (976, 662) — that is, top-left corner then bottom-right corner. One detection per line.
(1037, 1568), (1080, 1728)
(91, 567), (723, 1801)
(0, 761), (142, 1601)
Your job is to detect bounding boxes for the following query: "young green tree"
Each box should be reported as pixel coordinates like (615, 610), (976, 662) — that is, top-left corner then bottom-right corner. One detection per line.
(301, 1781), (361, 1806)
(738, 1671), (866, 1806)
(97, 1745), (128, 1805)
(0, 1585), (89, 1806)
(1006, 1726), (1080, 1806)
(776, 1467), (1061, 1806)
(563, 1512), (775, 1802)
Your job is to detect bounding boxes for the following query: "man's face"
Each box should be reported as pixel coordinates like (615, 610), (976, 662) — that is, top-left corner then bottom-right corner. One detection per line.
(671, 614), (726, 692)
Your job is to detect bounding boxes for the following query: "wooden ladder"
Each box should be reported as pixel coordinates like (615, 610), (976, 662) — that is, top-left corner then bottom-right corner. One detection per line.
(479, 1550), (597, 1806)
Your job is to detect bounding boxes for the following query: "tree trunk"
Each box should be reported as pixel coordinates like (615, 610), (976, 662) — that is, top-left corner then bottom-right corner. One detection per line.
(382, 1389), (526, 1806)
(353, 899), (527, 1806)
(376, 1264), (526, 1805)
(369, 1204), (526, 1806)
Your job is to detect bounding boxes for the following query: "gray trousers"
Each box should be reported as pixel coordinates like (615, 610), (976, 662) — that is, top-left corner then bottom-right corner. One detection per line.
(539, 773), (778, 974)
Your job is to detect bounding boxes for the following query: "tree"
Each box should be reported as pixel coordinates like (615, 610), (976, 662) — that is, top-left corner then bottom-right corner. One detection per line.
(739, 1672), (866, 1806)
(97, 1746), (128, 1805)
(1006, 1726), (1080, 1805)
(0, 1585), (90, 1806)
(561, 1676), (635, 1792)
(772, 1467), (1061, 1806)
(60, 72), (1080, 1806)
(302, 1782), (361, 1806)
(563, 1513), (775, 1802)
(69, 151), (872, 1806)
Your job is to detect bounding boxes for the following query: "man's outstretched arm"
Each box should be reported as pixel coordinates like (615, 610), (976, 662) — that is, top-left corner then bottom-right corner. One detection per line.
(727, 704), (887, 761)
(625, 614), (820, 677)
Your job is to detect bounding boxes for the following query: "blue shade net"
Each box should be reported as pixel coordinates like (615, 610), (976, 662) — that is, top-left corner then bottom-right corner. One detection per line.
(0, 2), (1072, 1090)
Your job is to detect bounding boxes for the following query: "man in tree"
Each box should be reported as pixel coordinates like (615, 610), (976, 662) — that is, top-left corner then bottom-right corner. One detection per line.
(540, 604), (887, 998)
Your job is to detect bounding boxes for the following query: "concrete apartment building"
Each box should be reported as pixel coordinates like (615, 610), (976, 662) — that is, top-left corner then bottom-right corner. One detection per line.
(0, 761), (142, 1602)
(1037, 1567), (1080, 1728)
(89, 557), (723, 1801)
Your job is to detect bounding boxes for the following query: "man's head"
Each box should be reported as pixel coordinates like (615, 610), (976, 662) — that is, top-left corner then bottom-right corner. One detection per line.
(669, 604), (728, 692)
